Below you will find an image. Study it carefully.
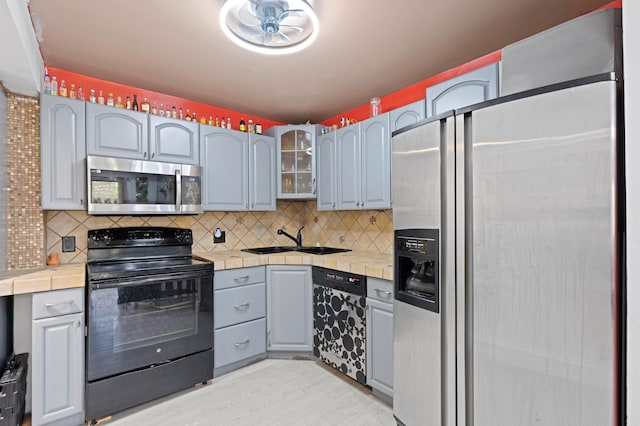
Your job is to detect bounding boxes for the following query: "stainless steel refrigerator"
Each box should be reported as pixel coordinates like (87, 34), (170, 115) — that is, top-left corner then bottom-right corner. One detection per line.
(391, 73), (623, 426)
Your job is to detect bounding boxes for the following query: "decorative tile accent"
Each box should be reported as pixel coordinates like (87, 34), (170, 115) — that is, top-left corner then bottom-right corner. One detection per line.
(5, 92), (44, 270)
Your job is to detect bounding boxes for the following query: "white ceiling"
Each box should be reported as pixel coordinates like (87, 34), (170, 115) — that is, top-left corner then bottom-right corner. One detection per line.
(18, 0), (612, 123)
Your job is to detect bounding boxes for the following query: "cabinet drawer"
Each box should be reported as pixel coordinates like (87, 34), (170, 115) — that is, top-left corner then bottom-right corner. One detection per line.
(214, 283), (266, 329)
(367, 277), (394, 304)
(214, 318), (266, 368)
(33, 287), (84, 320)
(214, 266), (265, 290)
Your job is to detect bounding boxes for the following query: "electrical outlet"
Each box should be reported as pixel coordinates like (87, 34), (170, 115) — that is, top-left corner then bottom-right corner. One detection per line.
(62, 236), (76, 252)
(213, 228), (226, 244)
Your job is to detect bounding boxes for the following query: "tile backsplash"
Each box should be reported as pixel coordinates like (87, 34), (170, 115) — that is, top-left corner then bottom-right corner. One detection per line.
(46, 202), (393, 264)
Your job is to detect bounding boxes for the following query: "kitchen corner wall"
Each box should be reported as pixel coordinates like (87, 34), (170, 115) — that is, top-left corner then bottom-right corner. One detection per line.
(3, 92), (393, 268)
(46, 203), (393, 264)
(5, 91), (44, 270)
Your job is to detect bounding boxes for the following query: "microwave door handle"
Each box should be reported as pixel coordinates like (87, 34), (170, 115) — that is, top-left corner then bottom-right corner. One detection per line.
(175, 168), (182, 212)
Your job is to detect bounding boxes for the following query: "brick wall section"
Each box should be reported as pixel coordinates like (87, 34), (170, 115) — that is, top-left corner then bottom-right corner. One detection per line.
(0, 87), (7, 272)
(6, 92), (45, 270)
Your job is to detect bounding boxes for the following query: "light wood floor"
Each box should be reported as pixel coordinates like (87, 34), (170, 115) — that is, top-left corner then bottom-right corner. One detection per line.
(103, 359), (395, 425)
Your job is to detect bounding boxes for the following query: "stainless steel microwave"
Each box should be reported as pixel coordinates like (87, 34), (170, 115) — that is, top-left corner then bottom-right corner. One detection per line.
(87, 155), (203, 215)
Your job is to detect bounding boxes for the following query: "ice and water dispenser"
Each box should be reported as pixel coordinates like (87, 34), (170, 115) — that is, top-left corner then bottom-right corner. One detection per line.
(394, 229), (440, 313)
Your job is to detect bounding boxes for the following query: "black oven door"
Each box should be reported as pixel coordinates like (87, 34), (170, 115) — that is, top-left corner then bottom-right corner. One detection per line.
(87, 268), (213, 382)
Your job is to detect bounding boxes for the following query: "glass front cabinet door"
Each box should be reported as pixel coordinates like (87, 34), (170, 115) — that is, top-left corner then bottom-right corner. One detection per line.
(271, 125), (318, 199)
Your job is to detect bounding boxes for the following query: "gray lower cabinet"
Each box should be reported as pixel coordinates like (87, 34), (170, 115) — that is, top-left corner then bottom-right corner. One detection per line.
(214, 267), (267, 376)
(40, 94), (86, 210)
(425, 62), (499, 117)
(266, 266), (313, 352)
(31, 288), (84, 426)
(366, 278), (394, 399)
(336, 114), (391, 210)
(200, 126), (276, 211)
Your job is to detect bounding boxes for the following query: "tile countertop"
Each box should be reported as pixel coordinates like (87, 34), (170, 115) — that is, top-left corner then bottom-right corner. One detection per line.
(0, 250), (393, 296)
(0, 263), (85, 296)
(193, 250), (394, 281)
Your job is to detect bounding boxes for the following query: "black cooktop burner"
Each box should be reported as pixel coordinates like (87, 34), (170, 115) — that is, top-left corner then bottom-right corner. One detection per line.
(86, 227), (213, 284)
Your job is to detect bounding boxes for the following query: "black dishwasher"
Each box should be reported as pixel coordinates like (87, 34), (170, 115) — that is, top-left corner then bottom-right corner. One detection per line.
(312, 267), (367, 384)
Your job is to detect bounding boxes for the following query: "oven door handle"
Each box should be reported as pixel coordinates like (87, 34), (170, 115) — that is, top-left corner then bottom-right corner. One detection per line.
(90, 270), (212, 290)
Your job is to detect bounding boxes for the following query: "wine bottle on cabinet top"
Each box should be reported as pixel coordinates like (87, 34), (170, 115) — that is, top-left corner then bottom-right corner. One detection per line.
(59, 80), (67, 97)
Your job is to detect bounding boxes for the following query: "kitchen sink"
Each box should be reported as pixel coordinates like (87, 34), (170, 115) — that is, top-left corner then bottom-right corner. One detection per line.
(296, 246), (352, 255)
(241, 246), (351, 255)
(241, 246), (297, 255)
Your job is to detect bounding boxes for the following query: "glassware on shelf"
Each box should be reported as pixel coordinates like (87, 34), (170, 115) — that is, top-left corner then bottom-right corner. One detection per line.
(59, 80), (67, 97)
(370, 97), (381, 117)
(51, 76), (58, 96)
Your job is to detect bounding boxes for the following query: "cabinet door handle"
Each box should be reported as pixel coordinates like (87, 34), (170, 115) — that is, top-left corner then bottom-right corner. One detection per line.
(331, 202), (335, 208)
(77, 320), (81, 328)
(45, 300), (74, 308)
(246, 203), (249, 209)
(312, 178), (316, 195)
(267, 328), (271, 347)
(374, 288), (392, 296)
(80, 198), (83, 205)
(234, 302), (250, 310)
(234, 275), (250, 282)
(234, 339), (250, 347)
(143, 151), (147, 158)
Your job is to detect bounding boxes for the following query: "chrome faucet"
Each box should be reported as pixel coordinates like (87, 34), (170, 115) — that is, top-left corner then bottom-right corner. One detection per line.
(277, 226), (304, 247)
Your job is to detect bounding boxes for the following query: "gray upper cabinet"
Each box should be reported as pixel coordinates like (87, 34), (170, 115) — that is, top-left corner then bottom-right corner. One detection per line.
(87, 103), (199, 164)
(248, 133), (277, 211)
(149, 115), (199, 164)
(86, 103), (148, 159)
(40, 94), (86, 210)
(316, 132), (337, 211)
(270, 125), (317, 199)
(200, 126), (276, 211)
(336, 126), (360, 210)
(200, 126), (248, 211)
(360, 114), (391, 209)
(389, 99), (425, 133)
(426, 63), (499, 117)
(336, 114), (391, 210)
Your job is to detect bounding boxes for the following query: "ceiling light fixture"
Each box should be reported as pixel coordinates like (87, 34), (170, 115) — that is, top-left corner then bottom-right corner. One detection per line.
(219, 0), (319, 55)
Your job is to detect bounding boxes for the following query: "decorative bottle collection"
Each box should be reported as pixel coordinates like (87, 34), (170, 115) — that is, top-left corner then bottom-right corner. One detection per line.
(42, 69), (264, 133)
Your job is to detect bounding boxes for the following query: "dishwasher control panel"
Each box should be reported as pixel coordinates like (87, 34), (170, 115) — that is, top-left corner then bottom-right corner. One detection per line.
(312, 267), (366, 296)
